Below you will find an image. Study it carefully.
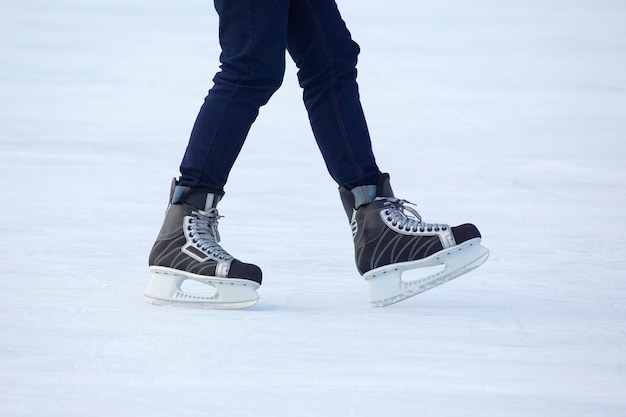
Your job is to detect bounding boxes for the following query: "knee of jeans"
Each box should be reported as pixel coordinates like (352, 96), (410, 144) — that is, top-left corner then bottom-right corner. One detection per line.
(218, 59), (285, 97)
(296, 39), (360, 88)
(260, 68), (286, 95)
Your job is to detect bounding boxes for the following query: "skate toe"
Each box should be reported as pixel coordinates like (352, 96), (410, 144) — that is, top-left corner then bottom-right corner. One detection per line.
(451, 223), (481, 244)
(229, 260), (263, 285)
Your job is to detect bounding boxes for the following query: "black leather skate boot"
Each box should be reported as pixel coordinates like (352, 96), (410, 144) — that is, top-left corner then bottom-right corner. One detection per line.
(145, 179), (262, 309)
(339, 173), (488, 307)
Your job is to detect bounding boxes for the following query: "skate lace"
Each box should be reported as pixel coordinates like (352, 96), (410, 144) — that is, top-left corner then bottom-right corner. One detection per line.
(379, 197), (447, 233)
(188, 208), (232, 260)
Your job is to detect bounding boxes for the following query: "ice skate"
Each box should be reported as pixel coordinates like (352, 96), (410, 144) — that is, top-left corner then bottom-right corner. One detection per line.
(339, 174), (489, 307)
(145, 179), (262, 309)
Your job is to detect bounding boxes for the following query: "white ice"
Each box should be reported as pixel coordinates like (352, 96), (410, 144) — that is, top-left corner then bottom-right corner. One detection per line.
(1, 0), (625, 416)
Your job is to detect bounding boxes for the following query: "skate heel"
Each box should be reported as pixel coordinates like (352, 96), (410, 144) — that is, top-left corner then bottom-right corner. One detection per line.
(144, 267), (260, 309)
(365, 269), (404, 307)
(144, 272), (188, 302)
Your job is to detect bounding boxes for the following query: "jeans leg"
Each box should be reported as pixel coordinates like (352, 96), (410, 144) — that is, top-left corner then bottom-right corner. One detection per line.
(287, 0), (380, 189)
(179, 0), (290, 190)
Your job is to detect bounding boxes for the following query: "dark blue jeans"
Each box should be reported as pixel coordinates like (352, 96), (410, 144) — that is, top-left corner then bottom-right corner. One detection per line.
(179, 0), (381, 191)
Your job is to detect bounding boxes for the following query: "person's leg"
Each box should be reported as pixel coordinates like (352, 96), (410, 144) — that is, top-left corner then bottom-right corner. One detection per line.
(286, 0), (380, 189)
(146, 0), (293, 309)
(285, 1), (488, 307)
(179, 0), (291, 190)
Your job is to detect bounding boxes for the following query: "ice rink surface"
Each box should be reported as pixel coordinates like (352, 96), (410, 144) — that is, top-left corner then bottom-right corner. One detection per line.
(1, 0), (625, 416)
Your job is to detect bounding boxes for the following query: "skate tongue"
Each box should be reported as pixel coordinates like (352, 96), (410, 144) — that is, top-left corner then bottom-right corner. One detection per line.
(192, 208), (223, 243)
(385, 198), (422, 223)
(197, 193), (220, 210)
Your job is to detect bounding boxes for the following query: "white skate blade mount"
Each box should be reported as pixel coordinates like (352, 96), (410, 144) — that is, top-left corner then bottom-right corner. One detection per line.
(363, 238), (489, 307)
(144, 266), (260, 309)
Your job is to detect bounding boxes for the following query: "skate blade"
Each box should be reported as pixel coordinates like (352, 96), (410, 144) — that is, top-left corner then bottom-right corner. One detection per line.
(144, 266), (260, 310)
(363, 238), (489, 307)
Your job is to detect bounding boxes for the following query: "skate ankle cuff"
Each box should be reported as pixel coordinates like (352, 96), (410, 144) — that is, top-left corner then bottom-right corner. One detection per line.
(172, 185), (222, 210)
(351, 185), (378, 209)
